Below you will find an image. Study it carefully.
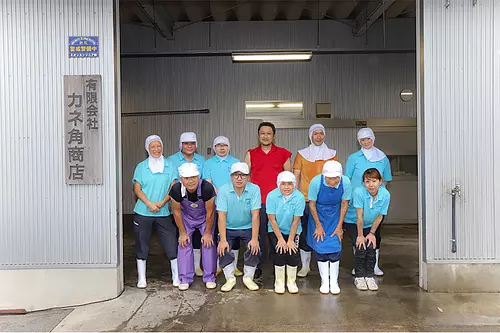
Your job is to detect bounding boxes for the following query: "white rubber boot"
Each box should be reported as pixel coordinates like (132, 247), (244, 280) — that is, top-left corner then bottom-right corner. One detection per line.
(274, 266), (286, 294)
(170, 259), (180, 287)
(193, 248), (203, 277)
(329, 261), (341, 295)
(242, 265), (259, 291)
(136, 259), (147, 289)
(317, 261), (330, 294)
(297, 249), (311, 277)
(232, 249), (243, 277)
(286, 265), (299, 294)
(374, 249), (384, 276)
(221, 264), (236, 292)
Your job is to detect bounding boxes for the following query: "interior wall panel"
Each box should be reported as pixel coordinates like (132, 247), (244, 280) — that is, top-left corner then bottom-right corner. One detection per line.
(121, 53), (416, 214)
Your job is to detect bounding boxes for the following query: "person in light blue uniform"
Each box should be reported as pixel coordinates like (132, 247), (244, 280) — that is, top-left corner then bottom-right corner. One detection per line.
(166, 131), (206, 277)
(266, 171), (305, 294)
(345, 127), (392, 276)
(344, 168), (390, 292)
(203, 136), (242, 276)
(307, 161), (352, 295)
(216, 162), (262, 292)
(133, 135), (179, 289)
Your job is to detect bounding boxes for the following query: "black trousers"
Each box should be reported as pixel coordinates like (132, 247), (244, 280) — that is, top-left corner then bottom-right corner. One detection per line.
(258, 204), (271, 269)
(268, 232), (300, 267)
(299, 204), (312, 251)
(134, 213), (178, 260)
(344, 223), (376, 278)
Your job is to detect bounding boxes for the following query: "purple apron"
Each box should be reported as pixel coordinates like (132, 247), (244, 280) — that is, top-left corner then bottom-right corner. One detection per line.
(178, 181), (216, 284)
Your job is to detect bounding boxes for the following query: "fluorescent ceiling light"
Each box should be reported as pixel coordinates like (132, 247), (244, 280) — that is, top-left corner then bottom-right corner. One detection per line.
(246, 103), (276, 109)
(277, 103), (303, 108)
(232, 52), (313, 62)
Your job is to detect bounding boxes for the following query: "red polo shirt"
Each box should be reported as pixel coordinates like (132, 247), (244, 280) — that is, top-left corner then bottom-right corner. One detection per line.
(248, 144), (292, 204)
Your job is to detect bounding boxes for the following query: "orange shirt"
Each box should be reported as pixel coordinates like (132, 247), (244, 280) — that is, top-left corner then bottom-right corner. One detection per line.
(293, 153), (338, 201)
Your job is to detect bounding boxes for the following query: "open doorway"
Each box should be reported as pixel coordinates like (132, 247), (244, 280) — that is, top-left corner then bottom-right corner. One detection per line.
(118, 0), (419, 303)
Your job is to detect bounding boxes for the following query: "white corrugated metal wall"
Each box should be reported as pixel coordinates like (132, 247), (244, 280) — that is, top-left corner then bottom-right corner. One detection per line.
(0, 0), (119, 267)
(120, 21), (417, 214)
(422, 0), (500, 262)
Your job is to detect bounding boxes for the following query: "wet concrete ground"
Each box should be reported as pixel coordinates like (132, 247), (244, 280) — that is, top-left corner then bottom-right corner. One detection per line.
(2, 220), (500, 331)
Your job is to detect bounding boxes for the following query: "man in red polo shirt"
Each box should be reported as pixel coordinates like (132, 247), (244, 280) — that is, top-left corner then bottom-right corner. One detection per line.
(244, 122), (292, 278)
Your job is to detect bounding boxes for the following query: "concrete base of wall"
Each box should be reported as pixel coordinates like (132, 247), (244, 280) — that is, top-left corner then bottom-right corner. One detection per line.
(0, 267), (123, 311)
(425, 262), (500, 292)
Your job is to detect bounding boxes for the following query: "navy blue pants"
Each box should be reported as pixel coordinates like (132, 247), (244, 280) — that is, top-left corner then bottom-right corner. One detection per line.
(219, 228), (260, 268)
(299, 204), (312, 251)
(134, 213), (178, 260)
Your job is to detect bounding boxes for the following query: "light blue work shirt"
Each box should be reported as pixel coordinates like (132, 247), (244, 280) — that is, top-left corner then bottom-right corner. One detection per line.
(166, 151), (206, 178)
(216, 182), (261, 230)
(344, 186), (391, 228)
(202, 155), (240, 189)
(345, 150), (392, 190)
(308, 175), (353, 202)
(132, 158), (177, 217)
(345, 150), (392, 223)
(266, 188), (305, 235)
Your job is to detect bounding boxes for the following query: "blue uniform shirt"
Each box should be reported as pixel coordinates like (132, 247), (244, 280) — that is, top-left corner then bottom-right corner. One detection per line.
(345, 186), (391, 228)
(308, 175), (353, 202)
(133, 158), (177, 217)
(345, 150), (392, 190)
(202, 155), (240, 189)
(266, 188), (305, 234)
(166, 151), (206, 178)
(216, 182), (261, 230)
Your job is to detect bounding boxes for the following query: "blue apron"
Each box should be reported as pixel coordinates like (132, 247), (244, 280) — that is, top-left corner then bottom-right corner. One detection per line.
(306, 175), (343, 254)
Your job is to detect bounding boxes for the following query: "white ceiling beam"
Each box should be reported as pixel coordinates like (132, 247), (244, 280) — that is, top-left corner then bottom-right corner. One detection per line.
(210, 1), (233, 21)
(134, 2), (174, 38)
(385, 0), (413, 18)
(260, 1), (279, 21)
(183, 0), (210, 22)
(353, 0), (396, 36)
(285, 0), (306, 20)
(330, 0), (357, 19)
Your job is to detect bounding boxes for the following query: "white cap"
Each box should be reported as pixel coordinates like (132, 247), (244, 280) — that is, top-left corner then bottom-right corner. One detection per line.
(322, 160), (343, 178)
(357, 127), (375, 144)
(213, 136), (230, 152)
(277, 171), (296, 187)
(230, 162), (250, 175)
(178, 163), (200, 178)
(179, 132), (197, 150)
(145, 135), (163, 155)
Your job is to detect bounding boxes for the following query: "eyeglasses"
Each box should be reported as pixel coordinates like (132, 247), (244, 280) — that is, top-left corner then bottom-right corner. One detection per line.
(231, 173), (248, 179)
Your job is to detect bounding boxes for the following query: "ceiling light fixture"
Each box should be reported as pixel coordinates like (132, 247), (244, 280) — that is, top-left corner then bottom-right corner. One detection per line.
(232, 52), (313, 62)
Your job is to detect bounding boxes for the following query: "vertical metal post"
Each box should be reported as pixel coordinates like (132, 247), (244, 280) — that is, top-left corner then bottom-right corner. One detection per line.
(450, 185), (461, 253)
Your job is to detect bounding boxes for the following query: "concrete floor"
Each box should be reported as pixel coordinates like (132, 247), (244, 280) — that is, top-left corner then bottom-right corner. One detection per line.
(2, 222), (500, 332)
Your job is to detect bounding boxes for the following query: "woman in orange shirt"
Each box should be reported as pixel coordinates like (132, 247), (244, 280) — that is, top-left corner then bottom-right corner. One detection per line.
(293, 124), (338, 277)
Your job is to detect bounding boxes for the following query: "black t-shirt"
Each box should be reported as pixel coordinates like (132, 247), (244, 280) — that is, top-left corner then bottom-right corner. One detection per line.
(169, 180), (216, 203)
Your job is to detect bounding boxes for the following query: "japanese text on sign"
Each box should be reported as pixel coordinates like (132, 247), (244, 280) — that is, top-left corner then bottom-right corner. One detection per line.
(64, 75), (103, 184)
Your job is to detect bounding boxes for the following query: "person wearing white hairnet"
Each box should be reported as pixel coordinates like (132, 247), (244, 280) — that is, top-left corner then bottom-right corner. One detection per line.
(266, 171), (305, 294)
(202, 136), (242, 277)
(132, 135), (179, 289)
(345, 127), (392, 277)
(167, 132), (206, 277)
(293, 124), (338, 278)
(169, 163), (217, 291)
(306, 161), (352, 294)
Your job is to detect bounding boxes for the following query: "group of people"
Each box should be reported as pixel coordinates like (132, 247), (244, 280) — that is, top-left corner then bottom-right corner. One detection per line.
(132, 122), (391, 294)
